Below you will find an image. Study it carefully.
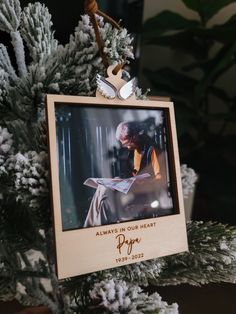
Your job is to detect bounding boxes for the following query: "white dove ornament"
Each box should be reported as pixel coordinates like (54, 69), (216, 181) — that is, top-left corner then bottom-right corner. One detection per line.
(96, 65), (137, 101)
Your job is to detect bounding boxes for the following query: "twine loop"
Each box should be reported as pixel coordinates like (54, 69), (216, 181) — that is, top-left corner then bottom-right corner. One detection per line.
(85, 0), (98, 15)
(84, 0), (125, 74)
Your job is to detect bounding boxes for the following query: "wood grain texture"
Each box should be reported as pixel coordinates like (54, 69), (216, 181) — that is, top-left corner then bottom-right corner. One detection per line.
(46, 72), (188, 279)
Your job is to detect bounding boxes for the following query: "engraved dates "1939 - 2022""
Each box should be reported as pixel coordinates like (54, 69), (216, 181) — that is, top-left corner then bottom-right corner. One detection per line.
(116, 253), (144, 264)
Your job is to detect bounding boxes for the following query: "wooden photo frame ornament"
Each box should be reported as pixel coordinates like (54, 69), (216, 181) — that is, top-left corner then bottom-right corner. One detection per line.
(46, 66), (188, 279)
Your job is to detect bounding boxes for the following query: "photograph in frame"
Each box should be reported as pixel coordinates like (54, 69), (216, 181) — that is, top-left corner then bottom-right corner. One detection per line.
(46, 94), (188, 279)
(56, 103), (177, 230)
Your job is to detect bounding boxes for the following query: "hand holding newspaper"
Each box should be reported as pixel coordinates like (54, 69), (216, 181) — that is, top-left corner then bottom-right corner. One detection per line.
(84, 173), (151, 194)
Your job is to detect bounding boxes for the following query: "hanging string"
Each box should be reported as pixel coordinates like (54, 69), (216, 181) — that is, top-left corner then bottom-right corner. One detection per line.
(84, 0), (124, 74)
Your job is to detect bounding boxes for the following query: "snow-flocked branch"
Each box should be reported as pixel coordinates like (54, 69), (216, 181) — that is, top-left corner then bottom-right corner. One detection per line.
(0, 0), (27, 77)
(0, 44), (17, 81)
(88, 279), (179, 314)
(21, 2), (58, 62)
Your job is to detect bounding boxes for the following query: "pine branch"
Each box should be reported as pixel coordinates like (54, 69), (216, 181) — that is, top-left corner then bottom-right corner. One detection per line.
(21, 3), (58, 63)
(70, 279), (179, 314)
(4, 120), (36, 151)
(156, 221), (236, 286)
(0, 0), (27, 77)
(19, 277), (58, 313)
(0, 0), (21, 32)
(53, 14), (134, 96)
(0, 44), (17, 81)
(10, 30), (27, 77)
(0, 244), (17, 301)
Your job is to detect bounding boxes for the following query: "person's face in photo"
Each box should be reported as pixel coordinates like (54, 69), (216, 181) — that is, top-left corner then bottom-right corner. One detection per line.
(119, 135), (140, 150)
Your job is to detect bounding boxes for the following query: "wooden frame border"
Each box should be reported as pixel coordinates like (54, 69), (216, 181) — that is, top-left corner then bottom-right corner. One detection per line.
(46, 94), (188, 279)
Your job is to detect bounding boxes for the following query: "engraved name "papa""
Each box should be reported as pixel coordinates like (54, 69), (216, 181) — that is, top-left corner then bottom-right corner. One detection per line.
(116, 233), (141, 255)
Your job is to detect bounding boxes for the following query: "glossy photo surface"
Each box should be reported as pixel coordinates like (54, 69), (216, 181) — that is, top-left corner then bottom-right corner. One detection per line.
(55, 103), (177, 231)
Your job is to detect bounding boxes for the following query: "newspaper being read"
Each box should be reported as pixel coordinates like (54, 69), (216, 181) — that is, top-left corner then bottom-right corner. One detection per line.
(83, 173), (151, 194)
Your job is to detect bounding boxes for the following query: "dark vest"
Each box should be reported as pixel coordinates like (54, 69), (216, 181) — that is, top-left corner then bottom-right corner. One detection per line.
(135, 142), (156, 178)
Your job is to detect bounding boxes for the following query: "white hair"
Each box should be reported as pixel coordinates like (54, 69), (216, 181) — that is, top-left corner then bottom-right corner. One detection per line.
(115, 122), (129, 141)
(115, 121), (144, 141)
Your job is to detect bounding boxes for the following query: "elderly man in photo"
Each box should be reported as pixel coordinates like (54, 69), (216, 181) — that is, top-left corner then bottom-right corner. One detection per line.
(116, 121), (161, 181)
(83, 121), (163, 227)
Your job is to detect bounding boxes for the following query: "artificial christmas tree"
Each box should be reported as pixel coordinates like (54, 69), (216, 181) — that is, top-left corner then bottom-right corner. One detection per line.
(0, 1), (235, 313)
